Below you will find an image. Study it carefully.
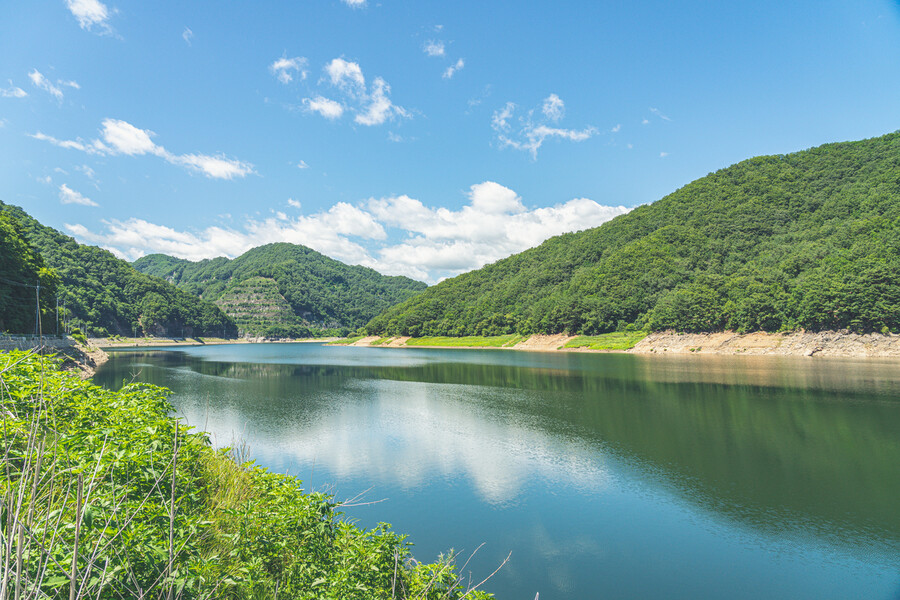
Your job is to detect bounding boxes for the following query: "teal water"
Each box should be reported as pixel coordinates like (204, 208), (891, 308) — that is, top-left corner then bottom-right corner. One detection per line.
(94, 344), (900, 599)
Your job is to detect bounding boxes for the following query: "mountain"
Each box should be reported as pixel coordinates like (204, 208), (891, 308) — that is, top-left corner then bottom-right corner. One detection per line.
(365, 132), (900, 337)
(0, 201), (237, 338)
(133, 243), (427, 337)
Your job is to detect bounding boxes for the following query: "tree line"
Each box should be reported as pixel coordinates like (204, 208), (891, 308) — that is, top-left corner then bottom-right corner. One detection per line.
(0, 202), (236, 337)
(366, 132), (900, 336)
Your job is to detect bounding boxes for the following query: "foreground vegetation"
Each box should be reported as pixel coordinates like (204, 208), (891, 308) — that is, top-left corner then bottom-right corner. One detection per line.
(0, 202), (236, 338)
(133, 244), (427, 338)
(366, 132), (900, 337)
(0, 351), (492, 599)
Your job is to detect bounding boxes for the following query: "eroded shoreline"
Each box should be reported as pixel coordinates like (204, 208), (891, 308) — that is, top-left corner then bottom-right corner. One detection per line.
(346, 331), (900, 358)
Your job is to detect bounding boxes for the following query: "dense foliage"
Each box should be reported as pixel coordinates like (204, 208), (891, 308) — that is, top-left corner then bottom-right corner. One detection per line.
(0, 351), (492, 599)
(367, 132), (900, 336)
(0, 212), (59, 333)
(0, 202), (236, 337)
(134, 243), (426, 337)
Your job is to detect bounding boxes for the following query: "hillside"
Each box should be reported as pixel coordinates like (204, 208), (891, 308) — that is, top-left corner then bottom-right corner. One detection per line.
(0, 211), (57, 333)
(366, 132), (900, 337)
(134, 243), (427, 337)
(0, 201), (236, 338)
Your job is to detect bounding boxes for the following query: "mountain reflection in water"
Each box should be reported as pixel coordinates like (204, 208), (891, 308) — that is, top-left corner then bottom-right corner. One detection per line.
(95, 345), (900, 600)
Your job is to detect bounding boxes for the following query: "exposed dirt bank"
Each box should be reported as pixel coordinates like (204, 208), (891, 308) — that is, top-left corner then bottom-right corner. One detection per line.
(0, 336), (108, 378)
(346, 330), (900, 358)
(629, 330), (900, 357)
(512, 334), (574, 351)
(64, 343), (109, 378)
(349, 336), (412, 347)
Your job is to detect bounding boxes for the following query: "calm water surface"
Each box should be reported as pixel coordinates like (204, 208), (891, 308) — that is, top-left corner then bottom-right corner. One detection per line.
(94, 344), (900, 599)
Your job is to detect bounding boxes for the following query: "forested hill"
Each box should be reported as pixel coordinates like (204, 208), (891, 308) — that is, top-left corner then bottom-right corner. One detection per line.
(0, 201), (236, 337)
(366, 132), (900, 337)
(133, 243), (427, 337)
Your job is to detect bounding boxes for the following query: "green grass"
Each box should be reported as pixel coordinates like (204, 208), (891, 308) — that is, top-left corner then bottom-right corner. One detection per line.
(405, 334), (522, 348)
(328, 335), (365, 345)
(562, 331), (649, 350)
(369, 336), (394, 346)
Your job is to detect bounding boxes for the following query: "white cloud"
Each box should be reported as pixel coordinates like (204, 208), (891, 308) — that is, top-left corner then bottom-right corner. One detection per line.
(297, 59), (407, 127)
(467, 85), (492, 110)
(641, 118), (650, 125)
(65, 0), (111, 32)
(491, 102), (515, 132)
(29, 70), (66, 102)
(37, 175), (52, 184)
(1, 81), (27, 98)
(172, 153), (255, 180)
(649, 107), (671, 121)
(58, 184), (98, 207)
(76, 164), (96, 180)
(325, 58), (365, 91)
(542, 94), (564, 121)
(182, 27), (193, 45)
(468, 181), (524, 214)
(424, 40), (445, 57)
(302, 96), (344, 119)
(68, 202), (385, 265)
(659, 151), (669, 158)
(530, 125), (595, 142)
(32, 118), (254, 180)
(270, 56), (308, 84)
(30, 132), (104, 154)
(442, 58), (464, 79)
(296, 160), (309, 169)
(368, 183), (628, 280)
(355, 77), (407, 126)
(611, 124), (621, 133)
(342, 0), (366, 6)
(492, 97), (597, 159)
(100, 118), (161, 155)
(65, 182), (628, 283)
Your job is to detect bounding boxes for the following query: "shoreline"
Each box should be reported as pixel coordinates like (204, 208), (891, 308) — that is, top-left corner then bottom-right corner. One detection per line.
(0, 336), (110, 378)
(93, 336), (339, 349)
(343, 331), (900, 358)
(65, 330), (900, 360)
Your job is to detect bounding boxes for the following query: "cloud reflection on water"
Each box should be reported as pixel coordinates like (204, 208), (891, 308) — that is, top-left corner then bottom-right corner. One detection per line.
(180, 378), (610, 506)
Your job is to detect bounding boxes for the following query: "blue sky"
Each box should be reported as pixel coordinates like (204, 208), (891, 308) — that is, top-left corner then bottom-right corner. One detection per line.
(2, 0), (899, 283)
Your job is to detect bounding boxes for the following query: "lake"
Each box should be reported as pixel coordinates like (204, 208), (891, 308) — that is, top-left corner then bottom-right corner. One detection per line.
(94, 343), (900, 600)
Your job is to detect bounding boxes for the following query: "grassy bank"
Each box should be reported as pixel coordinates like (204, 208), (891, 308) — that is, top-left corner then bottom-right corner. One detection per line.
(403, 335), (524, 348)
(0, 351), (492, 599)
(327, 335), (366, 346)
(329, 333), (647, 351)
(561, 331), (648, 350)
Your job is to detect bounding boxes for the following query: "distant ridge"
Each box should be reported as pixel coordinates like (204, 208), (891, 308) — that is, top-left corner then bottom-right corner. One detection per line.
(134, 243), (427, 337)
(365, 131), (900, 336)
